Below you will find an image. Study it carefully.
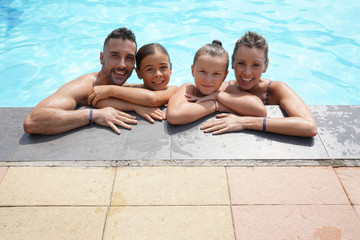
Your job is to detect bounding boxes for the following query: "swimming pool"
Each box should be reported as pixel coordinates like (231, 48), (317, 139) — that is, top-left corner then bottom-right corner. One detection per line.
(1, 0), (360, 107)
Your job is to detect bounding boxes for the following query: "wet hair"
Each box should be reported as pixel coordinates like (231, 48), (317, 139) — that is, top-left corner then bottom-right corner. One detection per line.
(103, 27), (137, 50)
(232, 31), (269, 66)
(136, 43), (172, 69)
(193, 40), (229, 70)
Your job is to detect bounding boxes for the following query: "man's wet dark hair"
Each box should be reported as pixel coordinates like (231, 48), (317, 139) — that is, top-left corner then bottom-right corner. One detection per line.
(103, 27), (137, 50)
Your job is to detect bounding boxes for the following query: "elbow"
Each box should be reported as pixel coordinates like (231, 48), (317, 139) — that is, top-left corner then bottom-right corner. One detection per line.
(166, 110), (185, 125)
(23, 116), (37, 134)
(303, 121), (318, 137)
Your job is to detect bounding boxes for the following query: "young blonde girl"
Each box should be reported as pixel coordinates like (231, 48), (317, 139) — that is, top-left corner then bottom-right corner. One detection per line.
(167, 40), (266, 125)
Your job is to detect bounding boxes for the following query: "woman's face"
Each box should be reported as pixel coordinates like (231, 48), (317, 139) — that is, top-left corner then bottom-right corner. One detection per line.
(136, 52), (172, 90)
(192, 54), (228, 95)
(233, 46), (268, 90)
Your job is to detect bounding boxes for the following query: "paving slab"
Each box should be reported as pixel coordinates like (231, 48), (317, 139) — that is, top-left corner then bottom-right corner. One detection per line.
(169, 106), (329, 160)
(0, 207), (107, 240)
(0, 108), (31, 161)
(232, 205), (360, 240)
(227, 167), (349, 205)
(104, 206), (234, 240)
(0, 167), (115, 206)
(0, 167), (7, 184)
(111, 167), (229, 205)
(310, 105), (360, 159)
(335, 167), (360, 204)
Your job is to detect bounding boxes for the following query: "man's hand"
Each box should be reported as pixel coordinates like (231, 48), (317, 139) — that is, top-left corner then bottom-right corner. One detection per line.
(92, 107), (137, 135)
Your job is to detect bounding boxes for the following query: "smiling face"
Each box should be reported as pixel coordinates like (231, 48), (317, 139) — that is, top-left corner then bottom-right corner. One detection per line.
(192, 54), (229, 95)
(100, 38), (136, 86)
(233, 46), (268, 90)
(136, 52), (172, 90)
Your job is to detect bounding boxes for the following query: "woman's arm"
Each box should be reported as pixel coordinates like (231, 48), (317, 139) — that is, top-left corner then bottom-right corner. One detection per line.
(88, 85), (178, 107)
(166, 83), (217, 125)
(201, 81), (317, 137)
(217, 84), (267, 117)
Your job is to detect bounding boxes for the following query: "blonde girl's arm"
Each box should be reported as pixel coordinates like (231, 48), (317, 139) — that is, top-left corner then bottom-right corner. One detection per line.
(166, 83), (217, 125)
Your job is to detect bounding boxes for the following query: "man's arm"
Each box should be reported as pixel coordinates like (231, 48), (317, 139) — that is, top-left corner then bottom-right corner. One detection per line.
(23, 74), (137, 135)
(88, 85), (178, 107)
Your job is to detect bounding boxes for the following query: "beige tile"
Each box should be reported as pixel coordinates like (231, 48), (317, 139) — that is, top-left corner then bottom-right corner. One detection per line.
(104, 206), (234, 240)
(0, 207), (107, 240)
(111, 167), (229, 205)
(232, 205), (360, 240)
(354, 205), (360, 219)
(227, 167), (349, 204)
(0, 167), (115, 206)
(0, 167), (7, 184)
(335, 167), (360, 204)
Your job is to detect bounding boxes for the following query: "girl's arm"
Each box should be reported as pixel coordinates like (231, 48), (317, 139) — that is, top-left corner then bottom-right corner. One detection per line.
(95, 98), (166, 123)
(166, 83), (217, 125)
(88, 85), (178, 107)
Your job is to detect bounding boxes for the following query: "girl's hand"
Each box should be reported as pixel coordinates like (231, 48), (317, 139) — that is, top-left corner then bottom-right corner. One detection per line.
(185, 91), (219, 103)
(88, 86), (111, 106)
(134, 105), (166, 123)
(201, 113), (246, 135)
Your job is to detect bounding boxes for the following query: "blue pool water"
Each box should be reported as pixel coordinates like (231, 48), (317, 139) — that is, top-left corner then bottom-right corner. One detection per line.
(1, 0), (360, 107)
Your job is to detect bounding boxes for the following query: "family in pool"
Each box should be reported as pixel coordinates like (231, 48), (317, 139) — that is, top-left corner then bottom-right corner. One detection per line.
(23, 27), (317, 137)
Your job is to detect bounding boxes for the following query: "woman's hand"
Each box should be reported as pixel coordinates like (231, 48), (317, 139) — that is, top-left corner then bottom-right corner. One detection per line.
(134, 105), (166, 123)
(201, 113), (246, 135)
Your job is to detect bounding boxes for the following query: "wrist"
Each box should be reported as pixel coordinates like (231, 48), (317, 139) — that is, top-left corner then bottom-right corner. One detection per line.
(89, 107), (94, 125)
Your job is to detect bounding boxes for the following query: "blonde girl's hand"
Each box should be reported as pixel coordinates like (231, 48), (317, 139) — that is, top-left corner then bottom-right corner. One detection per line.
(134, 105), (166, 123)
(200, 113), (246, 135)
(88, 86), (111, 106)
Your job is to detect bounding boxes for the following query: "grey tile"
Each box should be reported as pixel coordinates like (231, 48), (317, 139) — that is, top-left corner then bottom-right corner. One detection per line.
(0, 108), (31, 161)
(310, 105), (360, 159)
(168, 106), (329, 160)
(13, 113), (170, 161)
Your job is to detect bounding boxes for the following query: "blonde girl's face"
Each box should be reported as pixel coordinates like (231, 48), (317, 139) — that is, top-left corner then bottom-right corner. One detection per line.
(136, 52), (172, 91)
(233, 46), (268, 90)
(192, 54), (229, 95)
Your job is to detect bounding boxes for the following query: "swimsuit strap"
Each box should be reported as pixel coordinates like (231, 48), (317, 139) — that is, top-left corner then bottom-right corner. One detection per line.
(265, 80), (272, 105)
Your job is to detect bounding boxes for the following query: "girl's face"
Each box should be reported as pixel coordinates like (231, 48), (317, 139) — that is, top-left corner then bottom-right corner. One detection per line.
(233, 46), (268, 90)
(192, 54), (229, 95)
(136, 52), (172, 90)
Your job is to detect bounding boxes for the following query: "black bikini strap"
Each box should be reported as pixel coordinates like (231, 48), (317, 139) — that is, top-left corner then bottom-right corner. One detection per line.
(265, 81), (272, 105)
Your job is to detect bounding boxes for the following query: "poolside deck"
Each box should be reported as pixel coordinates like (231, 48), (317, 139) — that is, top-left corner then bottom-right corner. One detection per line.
(1, 105), (359, 239)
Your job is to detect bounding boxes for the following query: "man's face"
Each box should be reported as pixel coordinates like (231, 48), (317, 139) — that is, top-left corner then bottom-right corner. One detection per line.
(100, 38), (136, 85)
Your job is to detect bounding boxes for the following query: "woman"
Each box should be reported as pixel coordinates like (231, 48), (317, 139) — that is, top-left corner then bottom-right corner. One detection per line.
(201, 31), (317, 137)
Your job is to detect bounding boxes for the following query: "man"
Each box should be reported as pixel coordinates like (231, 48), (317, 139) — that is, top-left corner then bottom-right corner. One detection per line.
(24, 27), (173, 135)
